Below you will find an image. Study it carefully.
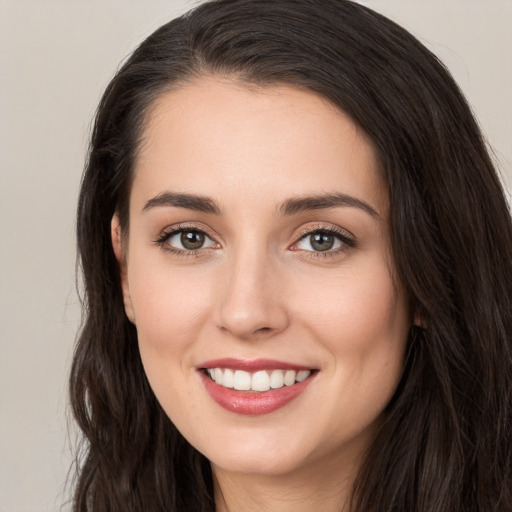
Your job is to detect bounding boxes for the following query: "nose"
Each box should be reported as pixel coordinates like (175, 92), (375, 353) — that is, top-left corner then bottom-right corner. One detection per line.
(216, 247), (289, 341)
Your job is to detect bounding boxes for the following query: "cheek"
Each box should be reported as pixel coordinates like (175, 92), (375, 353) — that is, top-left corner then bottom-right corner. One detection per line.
(126, 260), (213, 426)
(126, 257), (212, 362)
(296, 260), (410, 407)
(294, 262), (409, 354)
(294, 266), (409, 437)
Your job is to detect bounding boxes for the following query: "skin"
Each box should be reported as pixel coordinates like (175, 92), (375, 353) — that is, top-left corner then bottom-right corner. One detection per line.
(112, 78), (413, 511)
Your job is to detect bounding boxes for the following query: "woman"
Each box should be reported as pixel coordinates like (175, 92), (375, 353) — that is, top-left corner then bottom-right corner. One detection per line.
(70, 0), (512, 510)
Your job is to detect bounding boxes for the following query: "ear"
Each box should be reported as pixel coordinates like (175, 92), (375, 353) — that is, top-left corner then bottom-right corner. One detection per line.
(111, 214), (136, 324)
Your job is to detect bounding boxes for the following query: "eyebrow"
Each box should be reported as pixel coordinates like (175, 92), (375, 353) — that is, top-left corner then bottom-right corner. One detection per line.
(142, 191), (378, 218)
(279, 193), (379, 218)
(142, 192), (221, 214)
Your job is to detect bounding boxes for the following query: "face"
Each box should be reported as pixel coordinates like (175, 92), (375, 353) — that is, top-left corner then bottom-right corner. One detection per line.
(112, 78), (412, 481)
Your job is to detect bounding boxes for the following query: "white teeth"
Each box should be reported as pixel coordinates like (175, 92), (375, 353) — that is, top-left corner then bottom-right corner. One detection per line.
(214, 368), (223, 386)
(233, 370), (252, 391)
(251, 370), (271, 392)
(206, 367), (312, 391)
(270, 369), (284, 389)
(284, 370), (296, 386)
(296, 370), (311, 382)
(222, 368), (234, 388)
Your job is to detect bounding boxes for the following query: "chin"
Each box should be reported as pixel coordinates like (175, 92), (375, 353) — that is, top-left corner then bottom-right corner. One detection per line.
(195, 428), (322, 478)
(210, 450), (307, 477)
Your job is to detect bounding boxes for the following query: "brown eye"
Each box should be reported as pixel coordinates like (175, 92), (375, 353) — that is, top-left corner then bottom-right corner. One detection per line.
(162, 229), (217, 252)
(309, 233), (335, 251)
(181, 231), (205, 250)
(294, 229), (350, 253)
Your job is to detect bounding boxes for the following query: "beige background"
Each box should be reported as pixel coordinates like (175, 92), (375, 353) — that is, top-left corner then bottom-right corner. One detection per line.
(0, 1), (510, 510)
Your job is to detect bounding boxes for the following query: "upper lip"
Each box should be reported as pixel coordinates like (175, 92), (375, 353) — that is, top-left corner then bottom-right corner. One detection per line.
(197, 358), (315, 372)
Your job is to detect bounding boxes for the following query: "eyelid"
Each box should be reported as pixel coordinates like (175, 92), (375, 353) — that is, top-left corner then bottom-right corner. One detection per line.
(289, 223), (356, 253)
(294, 223), (354, 241)
(155, 223), (221, 253)
(154, 222), (355, 257)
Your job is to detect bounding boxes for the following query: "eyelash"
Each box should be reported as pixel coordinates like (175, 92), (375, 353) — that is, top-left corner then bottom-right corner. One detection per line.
(154, 224), (356, 259)
(292, 225), (356, 258)
(154, 224), (217, 258)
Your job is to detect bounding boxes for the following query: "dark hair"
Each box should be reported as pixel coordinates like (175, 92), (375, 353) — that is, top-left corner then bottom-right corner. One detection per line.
(70, 0), (512, 510)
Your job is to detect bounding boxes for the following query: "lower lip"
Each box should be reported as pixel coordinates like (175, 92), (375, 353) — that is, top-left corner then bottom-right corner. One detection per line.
(199, 371), (315, 415)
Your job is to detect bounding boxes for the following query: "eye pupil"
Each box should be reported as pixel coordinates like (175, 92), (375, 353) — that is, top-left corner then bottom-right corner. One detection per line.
(310, 233), (334, 251)
(181, 231), (205, 250)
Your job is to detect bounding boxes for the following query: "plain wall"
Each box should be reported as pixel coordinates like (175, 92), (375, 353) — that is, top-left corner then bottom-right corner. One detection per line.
(0, 1), (510, 510)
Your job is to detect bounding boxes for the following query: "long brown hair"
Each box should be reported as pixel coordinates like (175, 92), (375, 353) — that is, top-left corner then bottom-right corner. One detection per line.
(71, 1), (512, 510)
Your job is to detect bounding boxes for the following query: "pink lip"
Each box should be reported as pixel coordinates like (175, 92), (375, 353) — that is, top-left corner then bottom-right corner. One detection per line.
(197, 359), (317, 416)
(197, 358), (313, 372)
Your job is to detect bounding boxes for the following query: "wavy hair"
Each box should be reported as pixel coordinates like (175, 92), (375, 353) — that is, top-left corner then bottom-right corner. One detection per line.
(70, 0), (512, 510)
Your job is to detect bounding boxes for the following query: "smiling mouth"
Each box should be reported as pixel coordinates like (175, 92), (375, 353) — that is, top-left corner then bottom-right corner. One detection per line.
(199, 360), (318, 415)
(203, 367), (314, 392)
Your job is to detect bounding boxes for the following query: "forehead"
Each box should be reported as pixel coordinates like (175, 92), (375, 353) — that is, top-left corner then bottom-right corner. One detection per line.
(132, 77), (387, 216)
